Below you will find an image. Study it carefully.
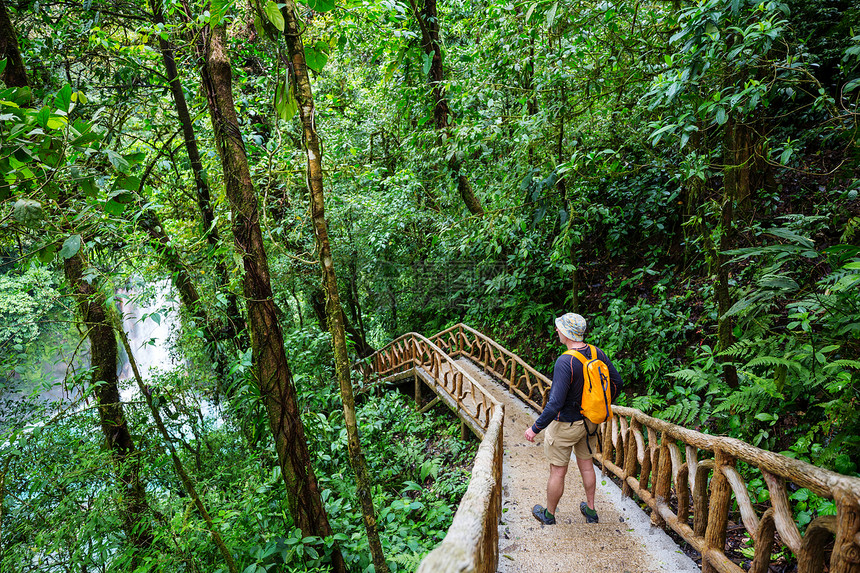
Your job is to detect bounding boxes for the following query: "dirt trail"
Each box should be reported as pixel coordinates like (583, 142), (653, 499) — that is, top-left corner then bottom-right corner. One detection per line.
(454, 358), (700, 573)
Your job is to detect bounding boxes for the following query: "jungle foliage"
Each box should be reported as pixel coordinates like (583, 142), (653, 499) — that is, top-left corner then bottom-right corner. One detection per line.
(0, 0), (858, 569)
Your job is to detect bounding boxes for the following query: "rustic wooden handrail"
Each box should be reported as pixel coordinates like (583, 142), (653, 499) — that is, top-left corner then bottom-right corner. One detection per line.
(430, 323), (551, 411)
(425, 323), (860, 573)
(359, 331), (504, 573)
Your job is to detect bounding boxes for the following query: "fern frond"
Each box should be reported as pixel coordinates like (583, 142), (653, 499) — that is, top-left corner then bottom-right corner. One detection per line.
(392, 552), (425, 569)
(824, 359), (860, 372)
(712, 373), (783, 416)
(722, 338), (766, 360)
(746, 355), (806, 374)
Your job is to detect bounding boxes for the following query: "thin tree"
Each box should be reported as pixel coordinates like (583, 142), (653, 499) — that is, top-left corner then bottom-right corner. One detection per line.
(278, 2), (390, 572)
(64, 250), (154, 561)
(407, 0), (484, 215)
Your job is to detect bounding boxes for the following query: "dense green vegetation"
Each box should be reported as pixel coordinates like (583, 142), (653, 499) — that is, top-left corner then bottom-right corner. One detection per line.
(1, 0), (858, 570)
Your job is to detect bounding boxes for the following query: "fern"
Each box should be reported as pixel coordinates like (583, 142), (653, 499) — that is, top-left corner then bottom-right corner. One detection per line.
(713, 371), (783, 416)
(631, 394), (666, 413)
(659, 398), (701, 426)
(823, 359), (860, 372)
(746, 355), (807, 375)
(391, 551), (425, 570)
(722, 337), (767, 361)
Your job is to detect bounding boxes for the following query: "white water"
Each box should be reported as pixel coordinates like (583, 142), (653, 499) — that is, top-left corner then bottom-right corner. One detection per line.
(117, 281), (179, 387)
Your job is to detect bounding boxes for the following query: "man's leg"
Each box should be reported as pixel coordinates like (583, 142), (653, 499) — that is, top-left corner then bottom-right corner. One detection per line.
(546, 463), (568, 514)
(576, 456), (596, 510)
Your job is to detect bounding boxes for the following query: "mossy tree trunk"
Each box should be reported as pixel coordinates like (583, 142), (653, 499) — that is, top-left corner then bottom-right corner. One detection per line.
(64, 251), (154, 561)
(188, 15), (344, 569)
(279, 3), (390, 572)
(407, 0), (484, 216)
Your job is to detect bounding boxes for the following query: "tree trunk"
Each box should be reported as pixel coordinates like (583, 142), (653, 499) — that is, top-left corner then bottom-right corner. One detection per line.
(408, 0), (484, 215)
(310, 289), (376, 359)
(151, 0), (246, 344)
(716, 116), (746, 390)
(188, 15), (344, 569)
(64, 251), (154, 559)
(279, 3), (389, 572)
(0, 0), (29, 89)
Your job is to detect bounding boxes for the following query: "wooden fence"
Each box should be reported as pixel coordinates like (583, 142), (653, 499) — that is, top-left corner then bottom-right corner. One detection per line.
(358, 332), (504, 573)
(426, 323), (860, 573)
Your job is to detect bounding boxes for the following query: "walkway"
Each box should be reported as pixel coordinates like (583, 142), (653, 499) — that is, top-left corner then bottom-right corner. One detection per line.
(454, 358), (699, 573)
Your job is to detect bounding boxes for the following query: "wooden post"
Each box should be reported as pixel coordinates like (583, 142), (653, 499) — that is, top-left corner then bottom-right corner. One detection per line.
(460, 419), (468, 441)
(653, 432), (672, 527)
(831, 488), (860, 573)
(622, 420), (640, 498)
(750, 509), (775, 573)
(703, 449), (734, 573)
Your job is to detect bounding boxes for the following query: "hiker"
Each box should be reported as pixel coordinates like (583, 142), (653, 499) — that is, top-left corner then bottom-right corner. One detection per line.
(524, 312), (622, 525)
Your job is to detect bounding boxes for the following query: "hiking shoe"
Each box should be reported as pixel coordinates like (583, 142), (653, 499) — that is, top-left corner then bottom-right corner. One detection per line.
(580, 502), (599, 523)
(532, 504), (556, 525)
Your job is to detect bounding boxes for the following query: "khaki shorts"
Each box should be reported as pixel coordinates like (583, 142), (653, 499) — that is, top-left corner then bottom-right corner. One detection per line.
(543, 420), (597, 466)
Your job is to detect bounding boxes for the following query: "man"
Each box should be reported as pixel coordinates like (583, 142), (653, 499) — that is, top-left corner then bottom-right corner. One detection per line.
(524, 312), (622, 525)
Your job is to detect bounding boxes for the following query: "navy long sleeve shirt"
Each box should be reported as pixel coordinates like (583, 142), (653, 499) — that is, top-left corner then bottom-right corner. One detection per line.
(531, 345), (622, 434)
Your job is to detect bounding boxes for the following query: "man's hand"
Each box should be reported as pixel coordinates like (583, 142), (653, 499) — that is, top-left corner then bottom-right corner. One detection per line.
(524, 427), (537, 442)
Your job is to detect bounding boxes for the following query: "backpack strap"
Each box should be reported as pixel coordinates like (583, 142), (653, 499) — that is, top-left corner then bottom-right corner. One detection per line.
(563, 344), (595, 365)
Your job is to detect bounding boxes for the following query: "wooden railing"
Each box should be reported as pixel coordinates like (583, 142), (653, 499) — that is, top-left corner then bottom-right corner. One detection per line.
(358, 332), (504, 573)
(429, 323), (860, 573)
(430, 323), (551, 411)
(599, 406), (860, 573)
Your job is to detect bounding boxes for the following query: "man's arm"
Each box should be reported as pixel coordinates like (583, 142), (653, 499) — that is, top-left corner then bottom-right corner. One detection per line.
(525, 355), (572, 441)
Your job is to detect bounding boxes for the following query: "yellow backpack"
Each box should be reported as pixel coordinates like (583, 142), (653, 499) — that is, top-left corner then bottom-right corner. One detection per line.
(564, 345), (613, 424)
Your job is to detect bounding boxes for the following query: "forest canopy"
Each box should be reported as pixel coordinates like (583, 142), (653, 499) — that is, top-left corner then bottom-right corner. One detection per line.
(0, 0), (858, 570)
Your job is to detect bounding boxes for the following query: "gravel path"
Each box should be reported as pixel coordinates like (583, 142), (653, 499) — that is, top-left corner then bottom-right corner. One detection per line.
(454, 358), (700, 573)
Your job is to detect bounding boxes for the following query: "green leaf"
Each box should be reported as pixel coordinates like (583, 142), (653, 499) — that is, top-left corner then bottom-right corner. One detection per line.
(274, 79), (298, 121)
(54, 83), (73, 113)
(307, 0), (335, 12)
(115, 175), (141, 192)
(80, 177), (98, 197)
(0, 59), (6, 76)
(46, 116), (67, 130)
(422, 52), (432, 76)
(60, 235), (82, 259)
(211, 0), (230, 24)
(264, 1), (284, 31)
(305, 42), (329, 72)
(545, 1), (558, 28)
(104, 199), (126, 215)
(13, 199), (44, 228)
(715, 107), (727, 125)
(845, 78), (860, 93)
(36, 106), (50, 128)
(105, 149), (130, 173)
(36, 243), (57, 263)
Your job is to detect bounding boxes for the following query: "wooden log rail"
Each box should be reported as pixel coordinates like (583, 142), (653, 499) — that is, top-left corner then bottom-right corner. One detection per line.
(359, 332), (505, 573)
(425, 323), (860, 573)
(430, 323), (550, 411)
(358, 332), (502, 436)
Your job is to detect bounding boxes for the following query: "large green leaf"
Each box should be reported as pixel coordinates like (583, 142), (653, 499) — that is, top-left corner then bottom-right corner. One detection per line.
(13, 199), (44, 228)
(305, 41), (329, 72)
(274, 79), (298, 121)
(60, 235), (82, 260)
(307, 0), (335, 12)
(264, 1), (285, 31)
(53, 84), (72, 113)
